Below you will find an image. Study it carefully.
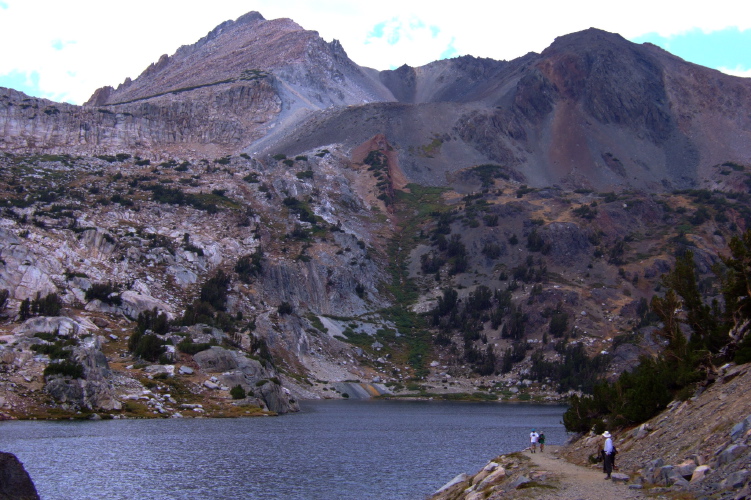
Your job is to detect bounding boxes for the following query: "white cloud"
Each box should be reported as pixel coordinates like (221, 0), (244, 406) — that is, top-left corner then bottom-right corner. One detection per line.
(0, 0), (271, 103)
(719, 66), (751, 78)
(360, 15), (458, 69)
(1, 0), (750, 103)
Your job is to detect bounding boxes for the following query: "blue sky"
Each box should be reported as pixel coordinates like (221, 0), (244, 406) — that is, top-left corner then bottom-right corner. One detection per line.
(1, 0), (749, 104)
(633, 27), (751, 76)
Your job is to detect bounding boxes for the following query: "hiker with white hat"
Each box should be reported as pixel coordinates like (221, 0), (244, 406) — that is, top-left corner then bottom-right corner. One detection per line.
(529, 429), (539, 453)
(602, 431), (614, 479)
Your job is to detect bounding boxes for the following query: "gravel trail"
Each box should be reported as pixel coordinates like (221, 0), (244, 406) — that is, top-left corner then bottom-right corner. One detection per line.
(523, 445), (648, 499)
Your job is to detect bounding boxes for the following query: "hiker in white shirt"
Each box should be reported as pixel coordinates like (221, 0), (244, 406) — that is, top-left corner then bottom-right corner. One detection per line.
(603, 431), (614, 479)
(529, 429), (539, 453)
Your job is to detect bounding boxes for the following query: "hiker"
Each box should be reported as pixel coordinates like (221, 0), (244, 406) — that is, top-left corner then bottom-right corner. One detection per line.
(538, 431), (545, 452)
(602, 431), (614, 479)
(595, 434), (605, 469)
(529, 429), (539, 453)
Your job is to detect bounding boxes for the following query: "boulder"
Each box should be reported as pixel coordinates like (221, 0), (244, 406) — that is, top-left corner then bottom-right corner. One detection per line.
(0, 452), (39, 500)
(257, 379), (299, 414)
(690, 465), (712, 484)
(642, 458), (665, 483)
(658, 465), (689, 486)
(144, 365), (174, 377)
(84, 299), (119, 315)
(719, 444), (749, 466)
(671, 476), (690, 489)
(218, 372), (249, 392)
(470, 469), (491, 486)
(434, 473), (470, 495)
(13, 316), (95, 338)
(45, 377), (121, 411)
(178, 365), (194, 375)
(167, 266), (198, 287)
(674, 460), (697, 479)
(632, 423), (651, 440)
(194, 347), (240, 372)
(476, 467), (506, 490)
(721, 469), (749, 490)
(731, 415), (751, 442)
(510, 475), (531, 489)
(232, 397), (265, 408)
(76, 337), (112, 378)
(181, 324), (226, 344)
(118, 291), (174, 320)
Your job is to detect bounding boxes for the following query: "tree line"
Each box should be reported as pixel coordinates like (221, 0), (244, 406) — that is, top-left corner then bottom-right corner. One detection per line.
(564, 230), (751, 433)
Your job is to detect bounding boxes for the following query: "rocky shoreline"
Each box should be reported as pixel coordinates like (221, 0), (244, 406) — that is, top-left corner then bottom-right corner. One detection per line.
(0, 310), (568, 421)
(431, 363), (751, 500)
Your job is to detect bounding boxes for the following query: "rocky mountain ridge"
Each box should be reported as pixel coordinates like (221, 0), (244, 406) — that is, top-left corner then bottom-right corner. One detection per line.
(1, 13), (750, 192)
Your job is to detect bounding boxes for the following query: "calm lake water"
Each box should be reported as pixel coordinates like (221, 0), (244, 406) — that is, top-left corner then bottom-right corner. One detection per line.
(0, 400), (567, 500)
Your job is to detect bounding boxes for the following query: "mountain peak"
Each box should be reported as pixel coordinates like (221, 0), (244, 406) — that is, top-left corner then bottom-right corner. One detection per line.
(542, 27), (631, 56)
(235, 10), (266, 24)
(86, 11), (316, 105)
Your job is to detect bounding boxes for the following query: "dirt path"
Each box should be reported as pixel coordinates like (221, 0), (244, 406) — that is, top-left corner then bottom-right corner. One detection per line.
(524, 445), (648, 499)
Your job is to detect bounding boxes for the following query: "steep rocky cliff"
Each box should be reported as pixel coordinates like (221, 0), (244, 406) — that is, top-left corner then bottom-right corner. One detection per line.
(0, 80), (281, 157)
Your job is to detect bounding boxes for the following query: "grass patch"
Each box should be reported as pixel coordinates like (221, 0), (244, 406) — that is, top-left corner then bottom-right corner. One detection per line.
(306, 314), (328, 333)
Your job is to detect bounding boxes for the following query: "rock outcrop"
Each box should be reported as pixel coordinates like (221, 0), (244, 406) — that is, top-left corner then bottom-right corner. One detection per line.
(193, 347), (298, 414)
(0, 82), (280, 157)
(0, 452), (39, 500)
(13, 316), (96, 338)
(43, 336), (121, 411)
(430, 456), (515, 500)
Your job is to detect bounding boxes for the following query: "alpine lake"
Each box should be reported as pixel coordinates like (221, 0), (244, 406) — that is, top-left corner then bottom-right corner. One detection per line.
(0, 400), (567, 500)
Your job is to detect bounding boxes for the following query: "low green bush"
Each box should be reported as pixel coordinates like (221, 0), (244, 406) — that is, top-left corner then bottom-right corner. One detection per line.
(128, 331), (165, 362)
(230, 385), (246, 399)
(44, 360), (84, 379)
(85, 282), (121, 306)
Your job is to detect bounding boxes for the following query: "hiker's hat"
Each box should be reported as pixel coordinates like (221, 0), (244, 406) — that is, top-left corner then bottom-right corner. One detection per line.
(602, 431), (611, 438)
